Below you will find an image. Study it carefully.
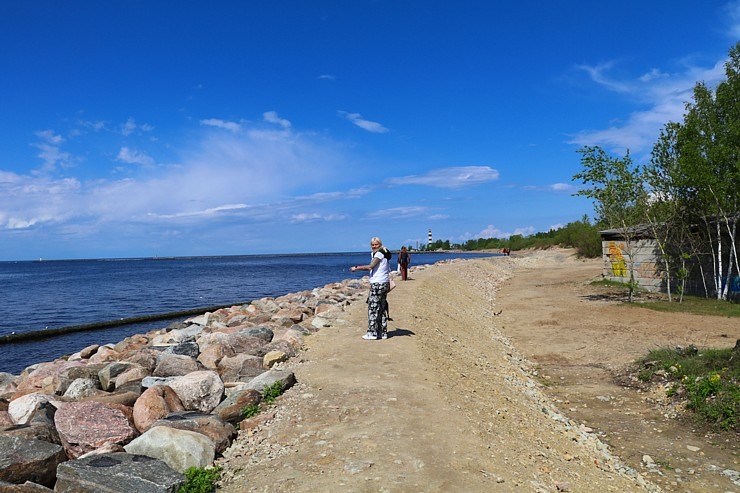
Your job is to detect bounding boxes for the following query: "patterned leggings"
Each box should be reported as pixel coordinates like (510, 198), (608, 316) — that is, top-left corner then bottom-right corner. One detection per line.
(367, 282), (389, 338)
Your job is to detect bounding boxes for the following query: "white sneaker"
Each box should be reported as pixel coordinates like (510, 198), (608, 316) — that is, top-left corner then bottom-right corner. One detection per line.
(362, 334), (377, 340)
(381, 334), (388, 340)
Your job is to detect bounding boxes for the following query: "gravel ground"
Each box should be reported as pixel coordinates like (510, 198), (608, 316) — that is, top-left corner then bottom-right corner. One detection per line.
(216, 250), (682, 492)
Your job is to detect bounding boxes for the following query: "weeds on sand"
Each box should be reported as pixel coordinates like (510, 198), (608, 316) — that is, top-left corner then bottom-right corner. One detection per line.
(177, 466), (222, 493)
(636, 346), (739, 432)
(239, 381), (287, 420)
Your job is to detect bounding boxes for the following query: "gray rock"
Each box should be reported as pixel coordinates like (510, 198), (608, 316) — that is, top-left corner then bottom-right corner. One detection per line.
(124, 426), (215, 473)
(150, 342), (199, 359)
(54, 452), (184, 493)
(245, 369), (296, 394)
(166, 371), (224, 413)
(97, 362), (134, 391)
(1, 401), (60, 444)
(141, 376), (176, 389)
(0, 373), (18, 401)
(150, 411), (236, 453)
(213, 388), (262, 424)
(0, 435), (66, 488)
(242, 326), (274, 343)
(52, 363), (106, 396)
(62, 378), (101, 399)
(152, 353), (203, 377)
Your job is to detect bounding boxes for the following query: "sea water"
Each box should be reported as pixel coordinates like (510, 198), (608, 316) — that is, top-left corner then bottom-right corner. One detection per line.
(0, 252), (496, 374)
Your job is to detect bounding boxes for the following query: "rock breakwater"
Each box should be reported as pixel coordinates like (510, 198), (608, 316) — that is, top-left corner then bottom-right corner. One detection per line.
(0, 270), (377, 491)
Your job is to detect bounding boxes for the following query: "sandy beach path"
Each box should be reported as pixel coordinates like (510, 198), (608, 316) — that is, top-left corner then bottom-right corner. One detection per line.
(217, 250), (670, 492)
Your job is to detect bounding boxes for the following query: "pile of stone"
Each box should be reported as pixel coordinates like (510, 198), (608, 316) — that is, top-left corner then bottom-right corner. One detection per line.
(0, 277), (368, 492)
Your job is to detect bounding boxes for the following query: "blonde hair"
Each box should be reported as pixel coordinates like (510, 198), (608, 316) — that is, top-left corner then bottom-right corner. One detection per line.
(370, 236), (382, 246)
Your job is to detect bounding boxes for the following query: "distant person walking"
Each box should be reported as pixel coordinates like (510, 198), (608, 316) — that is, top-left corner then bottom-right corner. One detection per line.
(351, 236), (391, 340)
(398, 246), (410, 281)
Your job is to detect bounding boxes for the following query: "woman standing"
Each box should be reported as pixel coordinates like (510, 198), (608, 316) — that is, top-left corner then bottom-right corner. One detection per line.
(351, 236), (391, 340)
(398, 246), (410, 281)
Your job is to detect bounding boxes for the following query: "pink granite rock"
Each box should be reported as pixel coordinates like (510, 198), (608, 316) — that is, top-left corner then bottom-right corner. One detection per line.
(132, 385), (185, 433)
(14, 361), (83, 398)
(54, 401), (138, 459)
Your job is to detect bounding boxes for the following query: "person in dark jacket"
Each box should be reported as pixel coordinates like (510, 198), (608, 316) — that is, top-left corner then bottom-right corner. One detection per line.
(398, 246), (410, 281)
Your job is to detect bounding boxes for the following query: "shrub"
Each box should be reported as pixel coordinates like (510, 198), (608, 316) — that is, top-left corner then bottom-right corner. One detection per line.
(178, 466), (222, 493)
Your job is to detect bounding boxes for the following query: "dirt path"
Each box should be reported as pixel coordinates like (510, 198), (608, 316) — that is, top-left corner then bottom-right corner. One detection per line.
(495, 250), (740, 493)
(217, 250), (739, 493)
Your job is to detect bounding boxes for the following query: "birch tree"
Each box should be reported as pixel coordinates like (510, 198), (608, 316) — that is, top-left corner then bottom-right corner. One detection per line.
(573, 147), (646, 301)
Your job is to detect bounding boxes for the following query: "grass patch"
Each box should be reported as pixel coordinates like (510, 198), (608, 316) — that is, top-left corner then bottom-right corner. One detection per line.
(591, 279), (635, 290)
(262, 380), (285, 404)
(239, 380), (287, 420)
(636, 346), (739, 432)
(178, 466), (222, 493)
(634, 295), (740, 317)
(240, 403), (260, 419)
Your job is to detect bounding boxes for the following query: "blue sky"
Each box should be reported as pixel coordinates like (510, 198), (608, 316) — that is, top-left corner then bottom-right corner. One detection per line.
(1, 1), (738, 260)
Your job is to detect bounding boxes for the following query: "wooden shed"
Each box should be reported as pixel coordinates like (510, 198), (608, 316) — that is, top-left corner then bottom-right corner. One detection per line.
(599, 226), (664, 292)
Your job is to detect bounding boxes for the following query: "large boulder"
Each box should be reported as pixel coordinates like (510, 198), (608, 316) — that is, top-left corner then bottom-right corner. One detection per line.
(54, 452), (184, 493)
(132, 385), (185, 433)
(150, 411), (236, 453)
(98, 362), (135, 391)
(244, 369), (296, 395)
(14, 361), (82, 398)
(1, 401), (60, 444)
(52, 363), (106, 396)
(113, 365), (151, 389)
(217, 353), (264, 383)
(62, 378), (102, 400)
(8, 393), (56, 425)
(0, 435), (66, 488)
(166, 371), (224, 413)
(124, 426), (215, 473)
(0, 373), (18, 400)
(54, 401), (138, 459)
(150, 341), (200, 359)
(212, 388), (261, 425)
(152, 353), (203, 377)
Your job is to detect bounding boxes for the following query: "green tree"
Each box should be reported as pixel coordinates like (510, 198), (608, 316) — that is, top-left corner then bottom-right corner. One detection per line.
(573, 146), (647, 301)
(654, 42), (740, 300)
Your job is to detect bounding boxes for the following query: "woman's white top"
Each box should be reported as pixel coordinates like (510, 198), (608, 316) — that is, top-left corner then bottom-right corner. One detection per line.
(369, 250), (390, 284)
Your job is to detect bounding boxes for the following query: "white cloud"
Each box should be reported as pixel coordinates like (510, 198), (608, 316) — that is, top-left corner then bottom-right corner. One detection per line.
(338, 111), (389, 133)
(0, 118), (347, 238)
(290, 212), (347, 223)
(549, 183), (577, 192)
(119, 117), (152, 136)
(474, 224), (535, 239)
(263, 111), (291, 129)
(32, 130), (72, 173)
(200, 118), (242, 132)
(368, 206), (429, 218)
(116, 147), (155, 166)
(318, 74), (335, 81)
(0, 175), (80, 230)
(35, 130), (65, 145)
(388, 166), (500, 188)
(570, 57), (727, 155)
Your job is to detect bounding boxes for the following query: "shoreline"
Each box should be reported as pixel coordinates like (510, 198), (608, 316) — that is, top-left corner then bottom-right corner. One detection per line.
(0, 255), (396, 488)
